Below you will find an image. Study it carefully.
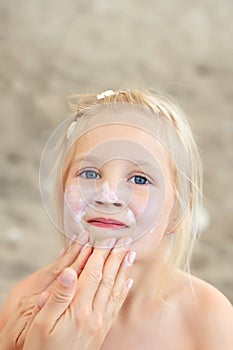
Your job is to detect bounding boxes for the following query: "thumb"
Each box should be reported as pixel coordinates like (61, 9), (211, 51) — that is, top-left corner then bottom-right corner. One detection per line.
(36, 267), (77, 325)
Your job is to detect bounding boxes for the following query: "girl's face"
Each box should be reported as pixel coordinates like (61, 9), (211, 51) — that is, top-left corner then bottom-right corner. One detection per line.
(64, 122), (175, 261)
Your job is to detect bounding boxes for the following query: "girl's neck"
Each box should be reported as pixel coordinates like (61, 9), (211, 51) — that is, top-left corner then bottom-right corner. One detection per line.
(119, 257), (175, 324)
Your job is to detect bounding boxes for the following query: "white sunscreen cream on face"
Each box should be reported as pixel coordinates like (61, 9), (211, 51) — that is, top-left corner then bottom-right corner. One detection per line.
(99, 181), (119, 202)
(126, 207), (136, 225)
(63, 186), (88, 241)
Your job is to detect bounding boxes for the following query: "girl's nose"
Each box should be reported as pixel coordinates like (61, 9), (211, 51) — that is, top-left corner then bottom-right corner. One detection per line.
(94, 198), (123, 208)
(92, 182), (125, 209)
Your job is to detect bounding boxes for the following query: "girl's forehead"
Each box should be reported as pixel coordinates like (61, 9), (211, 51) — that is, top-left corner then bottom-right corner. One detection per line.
(73, 123), (171, 173)
(69, 105), (176, 169)
(76, 124), (166, 156)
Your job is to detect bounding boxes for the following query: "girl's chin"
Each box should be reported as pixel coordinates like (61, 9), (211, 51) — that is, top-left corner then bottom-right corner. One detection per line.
(64, 219), (163, 248)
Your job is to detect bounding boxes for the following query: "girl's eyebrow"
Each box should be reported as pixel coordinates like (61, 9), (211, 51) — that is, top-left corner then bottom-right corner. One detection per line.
(71, 155), (99, 164)
(71, 156), (156, 171)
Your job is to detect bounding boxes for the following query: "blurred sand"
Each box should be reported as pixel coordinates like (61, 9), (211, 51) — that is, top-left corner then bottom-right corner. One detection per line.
(0, 0), (232, 307)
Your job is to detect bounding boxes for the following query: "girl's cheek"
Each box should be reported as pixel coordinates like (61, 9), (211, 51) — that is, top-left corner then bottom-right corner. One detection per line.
(129, 191), (149, 218)
(63, 185), (88, 240)
(64, 185), (87, 216)
(130, 201), (146, 219)
(129, 188), (168, 239)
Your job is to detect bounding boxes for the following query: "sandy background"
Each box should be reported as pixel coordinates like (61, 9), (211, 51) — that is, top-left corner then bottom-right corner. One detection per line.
(0, 0), (232, 308)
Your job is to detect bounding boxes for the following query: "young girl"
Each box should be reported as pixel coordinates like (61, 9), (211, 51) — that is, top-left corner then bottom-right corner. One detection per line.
(0, 89), (232, 349)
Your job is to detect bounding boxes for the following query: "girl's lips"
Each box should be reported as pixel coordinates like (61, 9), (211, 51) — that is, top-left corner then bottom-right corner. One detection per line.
(87, 217), (128, 229)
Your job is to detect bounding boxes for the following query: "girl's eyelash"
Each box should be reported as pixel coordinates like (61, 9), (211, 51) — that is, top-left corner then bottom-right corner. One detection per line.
(78, 169), (101, 179)
(77, 169), (152, 185)
(128, 175), (151, 185)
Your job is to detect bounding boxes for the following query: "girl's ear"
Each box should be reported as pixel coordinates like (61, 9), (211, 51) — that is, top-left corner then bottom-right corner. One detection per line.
(166, 215), (178, 234)
(165, 199), (180, 234)
(166, 195), (193, 234)
(190, 195), (193, 210)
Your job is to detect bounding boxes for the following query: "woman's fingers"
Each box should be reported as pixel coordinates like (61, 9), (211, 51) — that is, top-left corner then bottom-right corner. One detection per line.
(44, 232), (89, 293)
(105, 252), (135, 322)
(1, 293), (39, 350)
(74, 238), (116, 307)
(35, 268), (77, 327)
(70, 244), (93, 277)
(49, 232), (88, 277)
(92, 238), (133, 315)
(20, 238), (135, 350)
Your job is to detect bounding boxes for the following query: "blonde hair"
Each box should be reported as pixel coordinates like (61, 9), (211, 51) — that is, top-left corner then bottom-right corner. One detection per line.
(52, 88), (202, 299)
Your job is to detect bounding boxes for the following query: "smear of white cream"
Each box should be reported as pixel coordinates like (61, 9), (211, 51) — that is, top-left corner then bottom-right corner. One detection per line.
(126, 207), (136, 225)
(73, 206), (87, 222)
(99, 181), (119, 202)
(64, 187), (87, 219)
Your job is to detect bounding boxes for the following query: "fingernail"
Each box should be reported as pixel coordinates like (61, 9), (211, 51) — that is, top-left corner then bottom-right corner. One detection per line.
(117, 236), (132, 247)
(78, 230), (89, 244)
(98, 237), (116, 249)
(61, 268), (76, 286)
(38, 291), (49, 308)
(126, 251), (136, 266)
(58, 247), (66, 257)
(80, 242), (91, 253)
(68, 234), (77, 246)
(126, 278), (134, 290)
(106, 238), (117, 248)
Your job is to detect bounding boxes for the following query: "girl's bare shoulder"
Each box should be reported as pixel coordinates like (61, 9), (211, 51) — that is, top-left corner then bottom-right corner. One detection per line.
(174, 271), (233, 349)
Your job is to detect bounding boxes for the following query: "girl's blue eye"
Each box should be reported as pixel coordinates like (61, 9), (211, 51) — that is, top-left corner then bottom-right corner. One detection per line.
(129, 175), (150, 185)
(79, 170), (101, 179)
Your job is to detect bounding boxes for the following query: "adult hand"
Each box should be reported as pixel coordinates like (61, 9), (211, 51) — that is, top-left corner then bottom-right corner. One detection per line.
(0, 234), (92, 349)
(0, 233), (90, 326)
(24, 237), (135, 350)
(0, 293), (39, 350)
